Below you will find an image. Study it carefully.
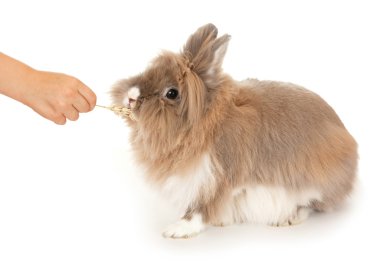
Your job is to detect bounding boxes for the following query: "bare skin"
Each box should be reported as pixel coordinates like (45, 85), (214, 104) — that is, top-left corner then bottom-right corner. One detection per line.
(0, 52), (97, 125)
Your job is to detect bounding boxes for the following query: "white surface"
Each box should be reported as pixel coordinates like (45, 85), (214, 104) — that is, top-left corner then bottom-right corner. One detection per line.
(0, 0), (379, 272)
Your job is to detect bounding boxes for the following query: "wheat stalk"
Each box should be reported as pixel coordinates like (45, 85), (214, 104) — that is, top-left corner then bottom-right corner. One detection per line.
(96, 105), (136, 121)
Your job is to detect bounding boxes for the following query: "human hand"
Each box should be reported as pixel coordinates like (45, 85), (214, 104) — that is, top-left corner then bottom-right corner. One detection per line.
(22, 70), (97, 125)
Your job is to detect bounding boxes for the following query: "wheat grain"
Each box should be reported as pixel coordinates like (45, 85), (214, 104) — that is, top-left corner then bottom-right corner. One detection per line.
(96, 105), (136, 121)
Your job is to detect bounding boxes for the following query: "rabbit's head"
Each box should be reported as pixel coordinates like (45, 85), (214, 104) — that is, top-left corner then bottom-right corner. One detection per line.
(112, 24), (231, 133)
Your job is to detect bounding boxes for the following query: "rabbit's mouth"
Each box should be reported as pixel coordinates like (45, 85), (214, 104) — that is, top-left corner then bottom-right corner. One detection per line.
(122, 99), (137, 110)
(123, 86), (140, 109)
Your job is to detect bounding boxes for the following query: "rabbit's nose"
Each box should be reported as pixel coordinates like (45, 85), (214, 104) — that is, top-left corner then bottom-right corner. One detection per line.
(125, 86), (141, 108)
(129, 98), (137, 108)
(123, 86), (140, 108)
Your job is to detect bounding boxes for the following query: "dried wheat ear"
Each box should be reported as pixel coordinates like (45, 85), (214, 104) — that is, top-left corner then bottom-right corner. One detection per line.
(96, 105), (136, 121)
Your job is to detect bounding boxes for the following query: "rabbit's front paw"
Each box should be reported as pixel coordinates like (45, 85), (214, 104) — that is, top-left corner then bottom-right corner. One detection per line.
(162, 214), (205, 239)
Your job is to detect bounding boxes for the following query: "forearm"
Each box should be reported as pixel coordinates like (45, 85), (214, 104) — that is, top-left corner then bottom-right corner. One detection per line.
(0, 52), (36, 103)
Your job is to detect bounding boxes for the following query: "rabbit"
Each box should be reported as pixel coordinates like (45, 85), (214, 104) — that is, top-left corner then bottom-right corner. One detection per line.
(111, 23), (358, 239)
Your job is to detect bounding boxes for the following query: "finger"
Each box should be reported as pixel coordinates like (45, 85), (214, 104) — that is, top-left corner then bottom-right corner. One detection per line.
(34, 105), (67, 125)
(64, 105), (80, 121)
(73, 92), (91, 113)
(54, 115), (67, 125)
(77, 82), (97, 110)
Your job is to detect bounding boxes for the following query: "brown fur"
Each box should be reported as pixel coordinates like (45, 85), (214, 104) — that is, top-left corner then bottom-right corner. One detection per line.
(111, 24), (358, 227)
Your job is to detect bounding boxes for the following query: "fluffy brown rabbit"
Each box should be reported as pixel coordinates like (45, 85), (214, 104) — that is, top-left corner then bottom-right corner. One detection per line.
(111, 24), (358, 238)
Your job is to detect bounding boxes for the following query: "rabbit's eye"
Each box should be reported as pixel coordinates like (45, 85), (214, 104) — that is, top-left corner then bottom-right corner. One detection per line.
(165, 88), (179, 100)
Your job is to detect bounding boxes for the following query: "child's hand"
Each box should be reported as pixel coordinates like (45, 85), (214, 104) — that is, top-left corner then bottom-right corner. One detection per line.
(23, 70), (97, 125)
(0, 53), (97, 125)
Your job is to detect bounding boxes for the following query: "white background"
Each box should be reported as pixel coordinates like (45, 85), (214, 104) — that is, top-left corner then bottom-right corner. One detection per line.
(1, 0), (379, 272)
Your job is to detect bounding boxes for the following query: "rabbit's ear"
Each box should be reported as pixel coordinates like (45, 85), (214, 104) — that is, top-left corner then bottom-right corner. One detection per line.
(183, 23), (218, 61)
(182, 24), (230, 83)
(207, 34), (231, 76)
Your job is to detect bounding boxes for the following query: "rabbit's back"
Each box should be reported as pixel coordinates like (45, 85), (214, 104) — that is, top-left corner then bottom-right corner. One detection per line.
(214, 79), (357, 210)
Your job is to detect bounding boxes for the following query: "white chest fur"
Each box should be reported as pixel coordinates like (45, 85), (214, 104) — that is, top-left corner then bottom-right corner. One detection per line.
(160, 153), (217, 213)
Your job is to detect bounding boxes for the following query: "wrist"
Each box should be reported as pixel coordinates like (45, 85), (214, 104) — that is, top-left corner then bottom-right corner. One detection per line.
(0, 66), (38, 103)
(15, 67), (42, 105)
